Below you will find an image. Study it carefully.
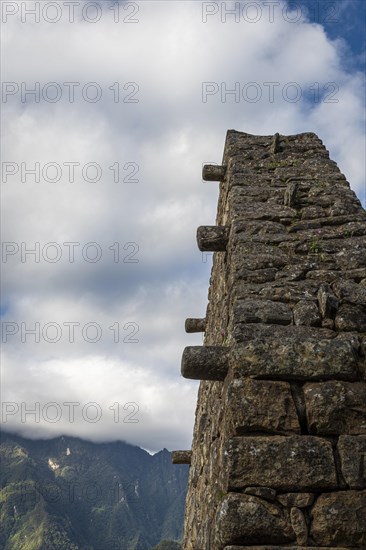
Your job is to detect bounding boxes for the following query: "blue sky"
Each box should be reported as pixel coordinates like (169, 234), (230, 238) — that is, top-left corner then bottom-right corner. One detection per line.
(301, 0), (365, 70)
(1, 0), (365, 452)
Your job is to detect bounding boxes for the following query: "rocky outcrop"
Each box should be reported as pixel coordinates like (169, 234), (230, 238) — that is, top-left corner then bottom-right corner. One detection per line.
(175, 131), (366, 549)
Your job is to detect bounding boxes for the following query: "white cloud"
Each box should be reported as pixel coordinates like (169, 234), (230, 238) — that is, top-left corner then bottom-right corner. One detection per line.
(1, 0), (365, 451)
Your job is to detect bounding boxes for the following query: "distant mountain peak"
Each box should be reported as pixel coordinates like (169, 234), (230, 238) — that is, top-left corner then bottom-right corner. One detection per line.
(0, 431), (187, 550)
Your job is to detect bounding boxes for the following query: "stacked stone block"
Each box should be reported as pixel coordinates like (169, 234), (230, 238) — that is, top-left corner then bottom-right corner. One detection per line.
(175, 131), (366, 549)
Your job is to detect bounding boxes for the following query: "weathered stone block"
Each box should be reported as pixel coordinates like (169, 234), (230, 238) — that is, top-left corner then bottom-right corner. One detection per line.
(232, 279), (320, 303)
(304, 381), (366, 435)
(243, 487), (276, 501)
(334, 242), (366, 270)
(310, 490), (366, 547)
(277, 493), (315, 508)
(231, 323), (335, 344)
(236, 268), (277, 283)
(306, 269), (342, 282)
(228, 173), (272, 190)
(290, 507), (308, 546)
(233, 299), (293, 325)
(293, 301), (321, 326)
(215, 493), (294, 546)
(225, 378), (300, 435)
(301, 205), (326, 219)
(233, 242), (288, 270)
(275, 264), (308, 281)
(335, 303), (366, 332)
(225, 436), (338, 491)
(228, 197), (297, 222)
(232, 219), (284, 236)
(333, 279), (366, 305)
(230, 338), (358, 381)
(338, 435), (366, 489)
(288, 219), (322, 233)
(317, 283), (339, 318)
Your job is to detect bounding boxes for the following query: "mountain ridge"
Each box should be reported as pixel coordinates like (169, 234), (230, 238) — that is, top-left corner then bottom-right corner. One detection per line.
(0, 431), (188, 550)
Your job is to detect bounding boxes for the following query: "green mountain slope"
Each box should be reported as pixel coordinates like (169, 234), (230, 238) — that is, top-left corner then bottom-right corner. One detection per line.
(0, 432), (188, 550)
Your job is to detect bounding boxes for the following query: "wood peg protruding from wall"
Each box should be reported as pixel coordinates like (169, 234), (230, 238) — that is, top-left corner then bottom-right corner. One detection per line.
(172, 450), (192, 465)
(185, 318), (206, 333)
(284, 180), (299, 207)
(181, 346), (229, 381)
(202, 164), (226, 181)
(270, 132), (281, 154)
(196, 226), (229, 252)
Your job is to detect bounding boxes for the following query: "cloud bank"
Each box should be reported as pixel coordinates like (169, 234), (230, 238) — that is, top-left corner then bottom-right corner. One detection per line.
(1, 0), (365, 451)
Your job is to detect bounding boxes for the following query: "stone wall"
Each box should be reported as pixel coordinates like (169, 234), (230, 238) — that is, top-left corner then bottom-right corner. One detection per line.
(175, 131), (366, 549)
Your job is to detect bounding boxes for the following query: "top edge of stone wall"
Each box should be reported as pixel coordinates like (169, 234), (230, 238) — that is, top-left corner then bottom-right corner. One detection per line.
(223, 129), (324, 161)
